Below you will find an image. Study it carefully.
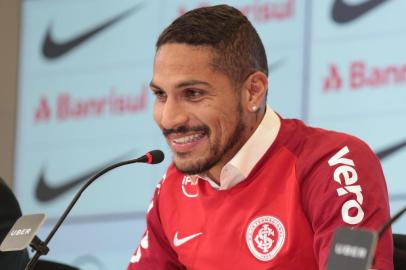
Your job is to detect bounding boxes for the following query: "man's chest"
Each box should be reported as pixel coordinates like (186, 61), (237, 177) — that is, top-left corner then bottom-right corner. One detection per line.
(159, 156), (318, 270)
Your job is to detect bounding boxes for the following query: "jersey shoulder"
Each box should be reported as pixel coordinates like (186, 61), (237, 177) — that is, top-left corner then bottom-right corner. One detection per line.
(280, 118), (375, 161)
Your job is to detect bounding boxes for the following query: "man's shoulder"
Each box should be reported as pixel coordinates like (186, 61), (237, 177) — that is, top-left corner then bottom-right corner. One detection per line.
(281, 118), (372, 158)
(279, 118), (382, 188)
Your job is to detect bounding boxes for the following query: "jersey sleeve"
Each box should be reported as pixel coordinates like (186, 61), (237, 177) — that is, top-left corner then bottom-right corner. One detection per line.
(127, 181), (186, 270)
(297, 135), (393, 270)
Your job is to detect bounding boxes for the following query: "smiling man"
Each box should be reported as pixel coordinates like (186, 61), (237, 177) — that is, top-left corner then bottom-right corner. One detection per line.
(127, 5), (393, 270)
(151, 43), (259, 181)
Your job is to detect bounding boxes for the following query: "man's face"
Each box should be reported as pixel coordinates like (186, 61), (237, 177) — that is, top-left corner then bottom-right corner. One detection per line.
(150, 43), (251, 175)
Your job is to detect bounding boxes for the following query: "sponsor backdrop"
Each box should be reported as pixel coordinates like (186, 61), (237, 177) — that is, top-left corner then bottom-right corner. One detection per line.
(14, 0), (406, 269)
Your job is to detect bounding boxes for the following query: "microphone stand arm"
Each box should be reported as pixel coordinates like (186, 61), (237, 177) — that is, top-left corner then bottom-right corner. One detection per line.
(24, 157), (144, 270)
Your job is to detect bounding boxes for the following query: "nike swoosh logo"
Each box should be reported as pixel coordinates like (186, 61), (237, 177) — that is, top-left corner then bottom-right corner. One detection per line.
(35, 151), (135, 202)
(375, 139), (406, 160)
(42, 3), (143, 59)
(173, 232), (203, 247)
(332, 0), (389, 24)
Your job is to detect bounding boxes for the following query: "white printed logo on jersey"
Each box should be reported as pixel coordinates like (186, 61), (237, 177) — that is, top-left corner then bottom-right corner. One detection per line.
(182, 175), (199, 198)
(328, 146), (364, 225)
(130, 230), (149, 263)
(246, 216), (286, 262)
(173, 231), (203, 247)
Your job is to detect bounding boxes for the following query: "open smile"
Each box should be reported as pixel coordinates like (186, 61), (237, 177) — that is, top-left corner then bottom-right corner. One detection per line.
(172, 132), (205, 144)
(166, 131), (208, 153)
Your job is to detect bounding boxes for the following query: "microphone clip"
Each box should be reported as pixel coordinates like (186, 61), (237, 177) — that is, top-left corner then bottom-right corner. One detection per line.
(30, 235), (49, 256)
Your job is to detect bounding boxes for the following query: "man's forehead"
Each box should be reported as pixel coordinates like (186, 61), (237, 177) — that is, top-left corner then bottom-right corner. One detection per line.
(154, 44), (216, 66)
(153, 44), (218, 78)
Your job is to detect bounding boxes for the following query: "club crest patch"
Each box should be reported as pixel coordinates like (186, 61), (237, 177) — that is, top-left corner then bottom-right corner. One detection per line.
(181, 175), (199, 198)
(246, 215), (286, 262)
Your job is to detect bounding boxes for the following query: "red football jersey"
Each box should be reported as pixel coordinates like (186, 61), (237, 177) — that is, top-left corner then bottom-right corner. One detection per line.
(128, 118), (393, 270)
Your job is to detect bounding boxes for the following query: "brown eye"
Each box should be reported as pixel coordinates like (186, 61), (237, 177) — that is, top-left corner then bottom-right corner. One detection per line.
(184, 89), (203, 100)
(152, 90), (167, 101)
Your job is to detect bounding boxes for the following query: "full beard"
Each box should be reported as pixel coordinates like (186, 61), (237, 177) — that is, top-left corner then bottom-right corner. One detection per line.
(169, 104), (246, 175)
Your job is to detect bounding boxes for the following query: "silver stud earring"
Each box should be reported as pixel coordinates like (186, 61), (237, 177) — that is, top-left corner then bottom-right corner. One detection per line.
(252, 105), (257, 112)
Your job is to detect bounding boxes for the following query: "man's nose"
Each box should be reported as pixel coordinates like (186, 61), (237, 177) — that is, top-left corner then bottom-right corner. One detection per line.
(160, 98), (188, 130)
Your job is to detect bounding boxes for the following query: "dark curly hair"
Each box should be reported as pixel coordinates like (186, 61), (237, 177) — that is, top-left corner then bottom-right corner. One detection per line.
(156, 5), (268, 87)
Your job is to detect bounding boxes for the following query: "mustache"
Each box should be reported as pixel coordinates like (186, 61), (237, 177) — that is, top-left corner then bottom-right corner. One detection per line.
(163, 125), (210, 137)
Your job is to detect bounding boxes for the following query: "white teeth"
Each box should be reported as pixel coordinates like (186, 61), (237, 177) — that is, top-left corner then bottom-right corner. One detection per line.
(173, 134), (203, 144)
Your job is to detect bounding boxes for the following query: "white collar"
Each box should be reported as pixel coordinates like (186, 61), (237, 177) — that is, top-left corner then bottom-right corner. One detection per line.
(194, 106), (281, 190)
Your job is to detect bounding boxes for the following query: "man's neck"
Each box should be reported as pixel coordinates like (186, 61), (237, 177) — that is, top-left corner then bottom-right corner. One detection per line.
(205, 109), (266, 185)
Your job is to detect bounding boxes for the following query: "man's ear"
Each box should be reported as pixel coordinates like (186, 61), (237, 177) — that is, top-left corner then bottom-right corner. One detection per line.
(242, 71), (268, 113)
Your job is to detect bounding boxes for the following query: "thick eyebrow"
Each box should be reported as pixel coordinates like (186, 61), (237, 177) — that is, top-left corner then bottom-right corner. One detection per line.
(175, 80), (211, 88)
(149, 80), (212, 90)
(149, 81), (160, 90)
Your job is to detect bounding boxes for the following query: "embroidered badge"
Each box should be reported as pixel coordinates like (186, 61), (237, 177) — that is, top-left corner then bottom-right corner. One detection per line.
(181, 175), (199, 198)
(246, 215), (286, 262)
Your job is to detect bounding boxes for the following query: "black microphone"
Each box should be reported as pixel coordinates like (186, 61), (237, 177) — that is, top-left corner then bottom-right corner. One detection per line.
(0, 150), (164, 270)
(327, 206), (406, 270)
(136, 149), (165, 164)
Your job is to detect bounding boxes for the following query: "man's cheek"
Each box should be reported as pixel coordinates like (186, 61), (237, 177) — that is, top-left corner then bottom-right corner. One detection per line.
(152, 106), (162, 126)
